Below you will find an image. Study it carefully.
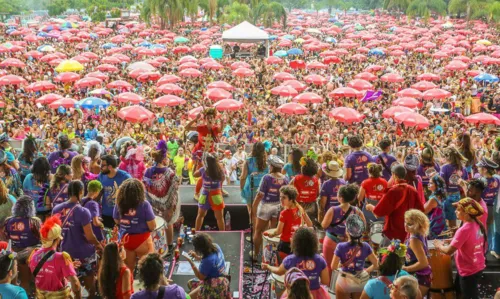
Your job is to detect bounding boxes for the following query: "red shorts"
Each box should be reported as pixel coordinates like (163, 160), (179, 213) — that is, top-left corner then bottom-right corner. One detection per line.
(123, 232), (151, 251)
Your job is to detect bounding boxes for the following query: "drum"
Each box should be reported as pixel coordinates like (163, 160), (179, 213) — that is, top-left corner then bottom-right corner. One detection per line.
(428, 241), (455, 299)
(262, 229), (280, 266)
(270, 273), (285, 299)
(152, 216), (168, 256)
(370, 221), (384, 253)
(316, 228), (325, 245)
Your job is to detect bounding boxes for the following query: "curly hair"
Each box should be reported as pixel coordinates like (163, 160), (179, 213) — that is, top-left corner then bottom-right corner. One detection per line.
(348, 135), (363, 148)
(290, 148), (304, 174)
(338, 184), (359, 205)
(280, 185), (299, 201)
(58, 135), (72, 150)
(378, 138), (392, 151)
(404, 209), (429, 236)
(291, 227), (318, 258)
(251, 142), (267, 172)
(137, 253), (164, 291)
(120, 140), (136, 158)
(0, 180), (9, 205)
(368, 163), (383, 178)
(192, 233), (218, 258)
(378, 252), (404, 276)
(321, 151), (334, 164)
(116, 178), (145, 216)
(301, 158), (318, 177)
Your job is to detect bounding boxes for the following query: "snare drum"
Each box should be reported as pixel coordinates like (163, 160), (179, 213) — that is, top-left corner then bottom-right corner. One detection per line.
(270, 273), (285, 299)
(262, 229), (280, 266)
(152, 216), (168, 256)
(427, 241), (455, 299)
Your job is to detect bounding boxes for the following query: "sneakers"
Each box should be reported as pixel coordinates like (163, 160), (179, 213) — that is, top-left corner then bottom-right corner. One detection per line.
(491, 251), (500, 259)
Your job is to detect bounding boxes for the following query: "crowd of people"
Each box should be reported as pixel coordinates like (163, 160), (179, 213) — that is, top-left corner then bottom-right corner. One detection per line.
(0, 7), (497, 299)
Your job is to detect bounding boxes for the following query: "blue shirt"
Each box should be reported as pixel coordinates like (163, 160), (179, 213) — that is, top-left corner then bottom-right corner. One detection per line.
(363, 271), (409, 299)
(199, 244), (226, 279)
(0, 283), (28, 299)
(283, 163), (299, 179)
(84, 128), (98, 141)
(98, 169), (131, 216)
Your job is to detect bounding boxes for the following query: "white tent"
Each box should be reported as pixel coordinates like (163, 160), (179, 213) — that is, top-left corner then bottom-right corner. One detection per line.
(222, 21), (270, 56)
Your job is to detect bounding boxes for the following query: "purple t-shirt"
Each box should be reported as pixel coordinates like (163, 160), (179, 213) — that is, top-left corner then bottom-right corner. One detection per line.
(345, 151), (374, 184)
(417, 162), (441, 186)
(200, 167), (223, 195)
(320, 178), (346, 210)
(326, 206), (362, 236)
(5, 217), (40, 249)
(47, 184), (69, 207)
(375, 153), (397, 181)
(440, 164), (468, 193)
(334, 242), (373, 273)
(82, 197), (104, 242)
(283, 254), (327, 290)
(405, 234), (432, 276)
(113, 200), (155, 235)
(131, 285), (186, 299)
(47, 150), (78, 173)
(481, 175), (500, 206)
(259, 174), (289, 203)
(52, 202), (94, 260)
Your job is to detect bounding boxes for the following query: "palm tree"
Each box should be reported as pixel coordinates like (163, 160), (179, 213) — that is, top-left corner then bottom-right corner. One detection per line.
(141, 0), (186, 29)
(253, 0), (287, 28)
(384, 0), (410, 12)
(406, 0), (447, 19)
(221, 1), (251, 24)
(448, 0), (492, 21)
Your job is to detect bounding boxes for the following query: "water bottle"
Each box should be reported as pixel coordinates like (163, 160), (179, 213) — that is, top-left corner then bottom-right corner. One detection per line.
(225, 211), (231, 231)
(179, 225), (186, 240)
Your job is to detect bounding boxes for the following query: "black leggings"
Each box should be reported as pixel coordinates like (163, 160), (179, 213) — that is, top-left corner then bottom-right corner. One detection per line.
(455, 271), (482, 299)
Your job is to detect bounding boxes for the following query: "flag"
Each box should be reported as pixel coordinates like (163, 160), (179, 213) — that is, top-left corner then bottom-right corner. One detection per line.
(361, 90), (382, 102)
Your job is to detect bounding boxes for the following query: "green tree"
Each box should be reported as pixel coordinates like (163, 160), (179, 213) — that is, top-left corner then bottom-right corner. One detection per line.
(221, 1), (250, 23)
(110, 8), (121, 18)
(0, 0), (25, 14)
(279, 0), (307, 12)
(448, 0), (492, 20)
(253, 1), (287, 28)
(141, 0), (185, 29)
(406, 0), (447, 19)
(383, 0), (410, 12)
(47, 0), (69, 16)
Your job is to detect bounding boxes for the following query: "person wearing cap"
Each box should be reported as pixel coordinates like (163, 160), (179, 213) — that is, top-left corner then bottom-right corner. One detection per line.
(331, 214), (378, 298)
(263, 227), (330, 299)
(368, 165), (424, 244)
(221, 150), (238, 185)
(416, 142), (440, 196)
(47, 134), (78, 174)
(375, 138), (397, 181)
(318, 161), (346, 222)
(423, 175), (448, 240)
(439, 146), (469, 228)
(0, 150), (23, 198)
(251, 155), (289, 260)
(433, 198), (487, 299)
(28, 215), (82, 298)
(344, 135), (374, 185)
(283, 267), (313, 299)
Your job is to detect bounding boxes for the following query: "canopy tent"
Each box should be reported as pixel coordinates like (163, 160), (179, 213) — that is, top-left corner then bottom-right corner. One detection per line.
(222, 21), (270, 57)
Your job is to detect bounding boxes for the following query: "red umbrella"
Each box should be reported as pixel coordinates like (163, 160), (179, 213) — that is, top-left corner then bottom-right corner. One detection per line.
(173, 46), (191, 54)
(355, 72), (377, 81)
(115, 92), (145, 104)
(289, 60), (306, 69)
(24, 51), (43, 59)
(0, 58), (25, 68)
(207, 81), (233, 90)
(157, 83), (184, 95)
(96, 64), (119, 72)
(0, 75), (27, 86)
(36, 93), (63, 104)
(348, 79), (373, 91)
(323, 56), (342, 64)
(382, 106), (414, 118)
(445, 60), (468, 71)
(394, 112), (430, 129)
(188, 106), (204, 119)
(396, 88), (423, 98)
(466, 70), (481, 77)
(365, 65), (384, 72)
(107, 80), (133, 90)
(206, 88), (232, 100)
(48, 98), (78, 109)
(128, 69), (147, 79)
(137, 72), (162, 82)
(293, 92), (323, 104)
(304, 74), (327, 85)
(393, 97), (423, 109)
(422, 88), (452, 100)
(306, 61), (327, 70)
(179, 62), (200, 70)
(202, 62), (223, 70)
(277, 103), (308, 115)
(411, 81), (437, 91)
(329, 87), (362, 98)
(157, 75), (181, 85)
(416, 73), (440, 81)
(233, 68), (254, 77)
(329, 107), (364, 124)
(117, 105), (155, 123)
(86, 71), (108, 81)
(271, 86), (299, 97)
(27, 81), (56, 92)
(213, 99), (244, 111)
(179, 68), (202, 77)
(74, 77), (103, 88)
(282, 80), (306, 92)
(464, 113), (500, 125)
(153, 95), (187, 107)
(381, 73), (404, 83)
(273, 72), (295, 81)
(265, 56), (283, 65)
(231, 61), (250, 70)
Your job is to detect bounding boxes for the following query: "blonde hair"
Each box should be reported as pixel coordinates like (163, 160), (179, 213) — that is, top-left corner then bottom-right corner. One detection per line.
(404, 209), (429, 236)
(71, 155), (85, 181)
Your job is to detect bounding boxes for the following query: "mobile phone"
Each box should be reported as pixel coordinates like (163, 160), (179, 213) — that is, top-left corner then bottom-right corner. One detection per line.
(232, 291), (240, 298)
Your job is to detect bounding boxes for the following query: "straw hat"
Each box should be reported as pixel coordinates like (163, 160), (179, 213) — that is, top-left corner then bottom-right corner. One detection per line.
(323, 161), (343, 178)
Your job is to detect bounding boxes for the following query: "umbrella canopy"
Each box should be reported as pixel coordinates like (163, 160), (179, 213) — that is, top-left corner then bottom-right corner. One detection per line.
(206, 88), (232, 101)
(293, 92), (323, 104)
(0, 74), (27, 86)
(115, 92), (145, 104)
(55, 60), (84, 72)
(445, 60), (468, 71)
(157, 83), (184, 95)
(474, 73), (499, 83)
(233, 68), (254, 77)
(179, 68), (202, 77)
(271, 86), (299, 97)
(273, 72), (295, 81)
(393, 97), (423, 109)
(153, 95), (186, 107)
(277, 103), (308, 115)
(355, 72), (377, 81)
(89, 89), (111, 96)
(394, 112), (430, 129)
(465, 113), (500, 125)
(282, 80), (307, 92)
(329, 87), (362, 98)
(188, 106), (204, 119)
(213, 99), (244, 111)
(304, 74), (327, 85)
(107, 80), (133, 90)
(77, 97), (110, 109)
(74, 77), (102, 88)
(96, 64), (119, 72)
(396, 88), (423, 98)
(382, 106), (414, 118)
(411, 81), (437, 91)
(380, 73), (404, 83)
(348, 79), (373, 90)
(117, 105), (155, 123)
(48, 98), (78, 109)
(0, 58), (25, 68)
(422, 88), (452, 100)
(207, 81), (233, 90)
(157, 75), (181, 85)
(329, 107), (364, 124)
(36, 93), (63, 104)
(27, 81), (56, 92)
(416, 73), (440, 81)
(127, 61), (156, 71)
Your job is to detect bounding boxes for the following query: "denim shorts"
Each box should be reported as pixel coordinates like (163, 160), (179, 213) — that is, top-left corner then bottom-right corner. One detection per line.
(257, 202), (280, 221)
(444, 192), (461, 221)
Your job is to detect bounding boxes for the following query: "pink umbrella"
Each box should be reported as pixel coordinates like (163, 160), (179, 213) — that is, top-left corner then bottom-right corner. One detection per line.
(178, 56), (197, 64)
(179, 68), (202, 77)
(86, 72), (109, 81)
(0, 58), (25, 68)
(393, 97), (423, 109)
(306, 61), (327, 70)
(348, 79), (373, 91)
(231, 61), (251, 70)
(265, 56), (283, 65)
(179, 62), (200, 70)
(24, 51), (43, 59)
(422, 88), (452, 100)
(282, 80), (307, 92)
(355, 72), (377, 81)
(107, 80), (133, 90)
(432, 52), (449, 59)
(202, 62), (223, 70)
(117, 105), (155, 123)
(352, 54), (367, 61)
(233, 68), (254, 77)
(153, 95), (187, 107)
(36, 93), (63, 104)
(157, 83), (184, 95)
(206, 88), (232, 101)
(213, 99), (244, 111)
(207, 81), (233, 90)
(380, 73), (404, 83)
(273, 72), (295, 81)
(365, 65), (384, 72)
(74, 77), (102, 88)
(115, 92), (145, 104)
(416, 73), (440, 81)
(382, 106), (414, 118)
(394, 112), (430, 129)
(445, 60), (468, 71)
(323, 56), (343, 64)
(329, 87), (362, 98)
(27, 81), (56, 92)
(137, 72), (162, 82)
(304, 74), (327, 85)
(101, 56), (121, 64)
(329, 107), (365, 124)
(48, 98), (78, 109)
(277, 103), (308, 115)
(188, 106), (204, 119)
(465, 113), (500, 125)
(411, 81), (437, 91)
(396, 88), (423, 98)
(0, 75), (27, 86)
(157, 75), (181, 85)
(293, 92), (323, 104)
(96, 64), (119, 72)
(271, 86), (299, 97)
